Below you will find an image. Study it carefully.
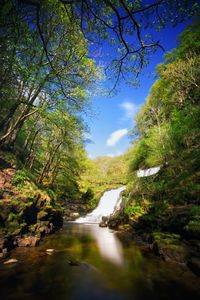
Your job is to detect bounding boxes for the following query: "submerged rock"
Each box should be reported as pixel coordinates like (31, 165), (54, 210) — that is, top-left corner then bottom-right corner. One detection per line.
(67, 259), (80, 266)
(46, 249), (55, 254)
(4, 258), (18, 265)
(99, 222), (107, 227)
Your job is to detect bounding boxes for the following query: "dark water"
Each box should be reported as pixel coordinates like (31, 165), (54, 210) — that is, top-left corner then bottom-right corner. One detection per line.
(0, 223), (200, 300)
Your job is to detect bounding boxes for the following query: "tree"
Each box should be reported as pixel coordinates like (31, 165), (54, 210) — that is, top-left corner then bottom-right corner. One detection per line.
(0, 0), (98, 146)
(127, 21), (200, 204)
(14, 0), (200, 90)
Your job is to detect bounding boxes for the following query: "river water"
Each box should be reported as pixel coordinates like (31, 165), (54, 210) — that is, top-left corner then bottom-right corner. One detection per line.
(0, 187), (200, 299)
(0, 223), (200, 300)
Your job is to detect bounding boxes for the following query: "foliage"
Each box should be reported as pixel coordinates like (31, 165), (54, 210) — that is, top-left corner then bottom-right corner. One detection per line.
(1, 0), (199, 93)
(184, 220), (200, 234)
(12, 170), (30, 186)
(0, 0), (100, 204)
(126, 22), (200, 213)
(124, 205), (145, 216)
(78, 154), (129, 208)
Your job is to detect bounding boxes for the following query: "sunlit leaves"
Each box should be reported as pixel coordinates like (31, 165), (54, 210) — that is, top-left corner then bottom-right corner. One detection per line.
(127, 22), (200, 204)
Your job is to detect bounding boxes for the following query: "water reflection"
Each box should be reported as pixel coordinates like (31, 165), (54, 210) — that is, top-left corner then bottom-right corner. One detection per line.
(89, 225), (124, 265)
(70, 224), (124, 265)
(0, 223), (200, 300)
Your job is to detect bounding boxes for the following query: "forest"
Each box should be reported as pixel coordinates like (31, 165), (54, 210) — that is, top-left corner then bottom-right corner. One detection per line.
(0, 0), (200, 297)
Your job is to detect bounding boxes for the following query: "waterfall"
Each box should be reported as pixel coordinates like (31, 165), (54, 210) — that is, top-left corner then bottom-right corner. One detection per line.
(75, 186), (125, 224)
(137, 166), (161, 177)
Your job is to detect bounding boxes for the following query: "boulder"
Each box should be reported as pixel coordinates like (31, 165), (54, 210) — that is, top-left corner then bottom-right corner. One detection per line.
(0, 248), (7, 258)
(39, 225), (51, 236)
(102, 216), (108, 223)
(50, 210), (63, 230)
(151, 232), (188, 263)
(22, 204), (38, 225)
(99, 222), (107, 228)
(0, 237), (12, 255)
(36, 194), (52, 208)
(70, 212), (80, 218)
(99, 216), (109, 227)
(67, 259), (80, 266)
(16, 236), (40, 247)
(0, 237), (8, 250)
(0, 176), (6, 188)
(184, 220), (200, 239)
(108, 212), (129, 230)
(37, 210), (49, 221)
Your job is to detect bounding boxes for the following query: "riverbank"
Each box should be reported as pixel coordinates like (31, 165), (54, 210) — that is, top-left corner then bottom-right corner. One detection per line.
(107, 205), (200, 277)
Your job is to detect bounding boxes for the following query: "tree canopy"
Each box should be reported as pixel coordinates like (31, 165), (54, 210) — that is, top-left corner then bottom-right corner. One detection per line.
(2, 0), (199, 90)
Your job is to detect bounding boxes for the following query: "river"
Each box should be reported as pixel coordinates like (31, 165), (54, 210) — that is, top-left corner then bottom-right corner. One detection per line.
(0, 188), (200, 300)
(0, 223), (200, 300)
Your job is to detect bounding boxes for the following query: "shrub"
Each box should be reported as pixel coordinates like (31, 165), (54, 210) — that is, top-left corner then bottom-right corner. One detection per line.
(12, 170), (29, 186)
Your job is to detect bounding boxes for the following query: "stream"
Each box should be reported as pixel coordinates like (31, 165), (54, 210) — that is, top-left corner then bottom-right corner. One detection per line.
(0, 188), (200, 300)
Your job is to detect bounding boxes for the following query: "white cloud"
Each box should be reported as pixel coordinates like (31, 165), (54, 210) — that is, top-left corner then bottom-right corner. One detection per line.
(106, 129), (128, 147)
(120, 101), (139, 119)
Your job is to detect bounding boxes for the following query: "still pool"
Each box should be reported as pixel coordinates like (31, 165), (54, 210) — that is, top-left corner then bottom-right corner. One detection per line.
(0, 223), (200, 300)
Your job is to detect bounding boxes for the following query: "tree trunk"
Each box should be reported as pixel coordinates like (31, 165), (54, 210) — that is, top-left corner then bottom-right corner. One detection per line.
(0, 102), (20, 132)
(38, 142), (62, 184)
(25, 128), (41, 165)
(0, 77), (47, 146)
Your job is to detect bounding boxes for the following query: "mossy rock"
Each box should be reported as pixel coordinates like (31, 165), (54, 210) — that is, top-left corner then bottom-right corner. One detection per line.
(28, 224), (38, 233)
(37, 210), (49, 221)
(21, 204), (38, 225)
(151, 232), (188, 263)
(8, 212), (18, 222)
(108, 212), (129, 230)
(6, 219), (20, 235)
(152, 232), (181, 244)
(184, 220), (200, 239)
(36, 195), (54, 208)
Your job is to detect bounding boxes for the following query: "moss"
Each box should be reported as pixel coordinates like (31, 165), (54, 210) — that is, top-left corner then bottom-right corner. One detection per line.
(7, 219), (20, 235)
(8, 212), (18, 222)
(151, 231), (188, 262)
(37, 210), (49, 221)
(190, 205), (200, 216)
(28, 224), (38, 233)
(12, 170), (28, 186)
(152, 232), (181, 246)
(124, 205), (146, 221)
(184, 220), (200, 233)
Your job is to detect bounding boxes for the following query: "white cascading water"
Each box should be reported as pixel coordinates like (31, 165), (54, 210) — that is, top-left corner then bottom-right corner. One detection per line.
(75, 186), (125, 224)
(137, 166), (161, 177)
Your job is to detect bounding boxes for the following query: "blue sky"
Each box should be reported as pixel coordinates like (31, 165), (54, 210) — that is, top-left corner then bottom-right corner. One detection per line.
(85, 21), (190, 159)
